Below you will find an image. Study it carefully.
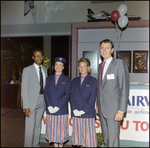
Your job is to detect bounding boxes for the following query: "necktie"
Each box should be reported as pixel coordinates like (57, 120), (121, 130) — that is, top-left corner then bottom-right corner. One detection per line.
(81, 75), (87, 85)
(101, 61), (106, 85)
(39, 67), (43, 94)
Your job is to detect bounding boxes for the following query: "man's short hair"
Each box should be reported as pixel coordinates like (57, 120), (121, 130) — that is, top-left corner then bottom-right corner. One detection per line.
(99, 39), (114, 49)
(32, 48), (43, 56)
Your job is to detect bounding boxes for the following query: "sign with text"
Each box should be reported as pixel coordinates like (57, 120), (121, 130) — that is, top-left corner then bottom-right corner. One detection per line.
(41, 89), (149, 142)
(120, 89), (149, 142)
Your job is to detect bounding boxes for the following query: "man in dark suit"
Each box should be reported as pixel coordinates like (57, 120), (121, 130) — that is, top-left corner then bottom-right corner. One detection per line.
(96, 39), (130, 147)
(21, 48), (47, 147)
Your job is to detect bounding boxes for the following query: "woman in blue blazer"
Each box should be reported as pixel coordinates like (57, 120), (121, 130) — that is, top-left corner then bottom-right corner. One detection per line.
(44, 57), (71, 147)
(70, 58), (98, 147)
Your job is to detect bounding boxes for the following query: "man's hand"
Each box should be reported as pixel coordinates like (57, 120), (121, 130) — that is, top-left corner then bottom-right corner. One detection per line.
(25, 108), (31, 117)
(115, 111), (124, 121)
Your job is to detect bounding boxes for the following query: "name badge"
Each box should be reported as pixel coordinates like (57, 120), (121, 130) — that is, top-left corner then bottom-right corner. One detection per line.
(107, 74), (115, 80)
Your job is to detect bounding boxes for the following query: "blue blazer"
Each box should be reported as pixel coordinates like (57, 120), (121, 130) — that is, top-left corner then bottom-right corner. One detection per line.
(70, 74), (97, 118)
(44, 73), (71, 115)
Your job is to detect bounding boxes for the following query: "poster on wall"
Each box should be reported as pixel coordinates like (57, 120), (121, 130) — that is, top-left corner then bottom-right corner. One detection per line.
(83, 51), (97, 73)
(133, 50), (148, 73)
(116, 51), (131, 73)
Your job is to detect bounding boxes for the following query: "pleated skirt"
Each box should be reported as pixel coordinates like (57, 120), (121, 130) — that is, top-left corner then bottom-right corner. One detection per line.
(72, 117), (97, 147)
(45, 114), (69, 144)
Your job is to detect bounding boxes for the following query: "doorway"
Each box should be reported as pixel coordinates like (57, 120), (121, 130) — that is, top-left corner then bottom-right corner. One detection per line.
(51, 35), (71, 77)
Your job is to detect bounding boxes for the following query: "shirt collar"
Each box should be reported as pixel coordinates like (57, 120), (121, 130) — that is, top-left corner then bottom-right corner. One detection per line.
(55, 72), (62, 77)
(80, 73), (88, 78)
(104, 56), (113, 65)
(34, 63), (42, 70)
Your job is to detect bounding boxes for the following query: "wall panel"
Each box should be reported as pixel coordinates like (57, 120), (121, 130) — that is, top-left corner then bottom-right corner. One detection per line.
(76, 26), (149, 82)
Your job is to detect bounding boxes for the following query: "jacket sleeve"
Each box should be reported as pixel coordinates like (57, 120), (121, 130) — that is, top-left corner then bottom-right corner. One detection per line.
(21, 68), (30, 109)
(118, 60), (130, 112)
(69, 80), (78, 111)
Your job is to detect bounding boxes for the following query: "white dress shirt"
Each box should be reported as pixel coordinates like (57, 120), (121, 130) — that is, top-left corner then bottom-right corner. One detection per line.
(33, 63), (46, 88)
(102, 56), (113, 80)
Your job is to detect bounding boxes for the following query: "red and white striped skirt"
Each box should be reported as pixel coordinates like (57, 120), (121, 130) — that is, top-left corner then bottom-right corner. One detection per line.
(45, 114), (69, 144)
(72, 117), (97, 147)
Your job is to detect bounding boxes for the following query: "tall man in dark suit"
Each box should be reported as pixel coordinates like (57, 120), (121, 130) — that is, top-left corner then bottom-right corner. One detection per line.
(21, 48), (47, 147)
(96, 39), (130, 147)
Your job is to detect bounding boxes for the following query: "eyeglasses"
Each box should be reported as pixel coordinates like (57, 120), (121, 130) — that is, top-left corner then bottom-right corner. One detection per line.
(34, 55), (43, 58)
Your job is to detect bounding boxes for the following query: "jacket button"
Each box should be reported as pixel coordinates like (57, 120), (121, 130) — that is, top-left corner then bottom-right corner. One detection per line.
(57, 98), (59, 100)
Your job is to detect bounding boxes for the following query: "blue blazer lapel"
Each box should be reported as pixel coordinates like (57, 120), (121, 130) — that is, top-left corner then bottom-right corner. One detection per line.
(75, 76), (81, 92)
(55, 73), (64, 88)
(51, 74), (56, 87)
(80, 74), (90, 90)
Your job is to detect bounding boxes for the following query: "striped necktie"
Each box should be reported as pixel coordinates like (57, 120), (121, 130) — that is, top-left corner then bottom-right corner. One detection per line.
(55, 73), (61, 85)
(39, 67), (43, 94)
(81, 75), (87, 85)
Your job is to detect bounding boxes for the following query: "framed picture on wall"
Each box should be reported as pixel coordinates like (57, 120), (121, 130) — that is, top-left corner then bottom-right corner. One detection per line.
(116, 51), (131, 73)
(133, 50), (148, 73)
(83, 51), (97, 73)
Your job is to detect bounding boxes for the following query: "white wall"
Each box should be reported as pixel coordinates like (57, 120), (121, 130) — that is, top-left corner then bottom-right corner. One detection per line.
(1, 1), (149, 25)
(1, 1), (149, 37)
(78, 28), (149, 83)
